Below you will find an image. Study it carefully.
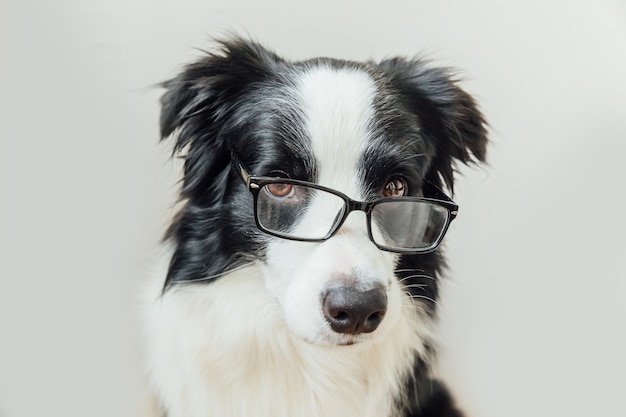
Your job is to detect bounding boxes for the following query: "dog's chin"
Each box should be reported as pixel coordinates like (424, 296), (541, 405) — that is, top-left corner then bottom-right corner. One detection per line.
(303, 335), (369, 349)
(294, 326), (386, 349)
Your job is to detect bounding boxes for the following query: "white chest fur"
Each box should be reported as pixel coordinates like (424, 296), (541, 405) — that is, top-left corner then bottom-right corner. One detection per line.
(141, 252), (432, 417)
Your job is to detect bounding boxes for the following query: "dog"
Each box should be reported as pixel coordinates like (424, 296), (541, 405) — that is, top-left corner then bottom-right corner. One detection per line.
(142, 37), (488, 417)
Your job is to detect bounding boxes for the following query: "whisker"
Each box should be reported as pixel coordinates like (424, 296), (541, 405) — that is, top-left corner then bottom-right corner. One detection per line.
(399, 274), (436, 282)
(410, 294), (438, 306)
(401, 284), (428, 291)
(402, 291), (428, 315)
(395, 268), (426, 273)
(398, 275), (436, 287)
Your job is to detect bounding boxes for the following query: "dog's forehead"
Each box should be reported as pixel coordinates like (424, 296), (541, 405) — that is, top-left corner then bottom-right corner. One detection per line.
(293, 65), (377, 198)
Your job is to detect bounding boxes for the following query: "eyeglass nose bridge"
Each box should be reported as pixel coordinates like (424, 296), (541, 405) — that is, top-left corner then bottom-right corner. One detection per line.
(328, 199), (373, 237)
(347, 199), (371, 213)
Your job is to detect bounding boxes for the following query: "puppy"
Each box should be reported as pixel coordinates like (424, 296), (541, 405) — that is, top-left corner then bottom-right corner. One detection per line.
(143, 37), (487, 417)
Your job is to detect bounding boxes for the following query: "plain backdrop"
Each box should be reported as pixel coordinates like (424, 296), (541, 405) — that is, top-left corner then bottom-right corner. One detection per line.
(1, 1), (625, 416)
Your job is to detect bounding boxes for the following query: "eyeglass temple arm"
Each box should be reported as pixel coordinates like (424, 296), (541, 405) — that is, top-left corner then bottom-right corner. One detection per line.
(229, 149), (251, 188)
(423, 182), (459, 217)
(423, 182), (454, 203)
(235, 162), (261, 191)
(239, 164), (251, 187)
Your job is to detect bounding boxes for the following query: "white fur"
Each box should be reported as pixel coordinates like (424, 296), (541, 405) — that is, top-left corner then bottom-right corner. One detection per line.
(143, 67), (436, 417)
(298, 65), (375, 195)
(263, 66), (403, 346)
(142, 246), (434, 417)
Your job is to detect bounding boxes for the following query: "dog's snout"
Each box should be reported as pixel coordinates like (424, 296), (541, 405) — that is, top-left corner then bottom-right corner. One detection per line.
(322, 286), (387, 335)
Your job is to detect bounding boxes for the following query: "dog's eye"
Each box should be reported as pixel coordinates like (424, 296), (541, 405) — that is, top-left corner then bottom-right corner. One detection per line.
(382, 177), (408, 198)
(265, 183), (295, 198)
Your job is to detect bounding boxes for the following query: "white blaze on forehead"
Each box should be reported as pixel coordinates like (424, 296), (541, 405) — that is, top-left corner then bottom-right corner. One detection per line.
(295, 66), (377, 199)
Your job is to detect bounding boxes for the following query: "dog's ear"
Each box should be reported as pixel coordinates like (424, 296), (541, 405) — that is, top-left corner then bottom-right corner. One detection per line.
(160, 39), (283, 288)
(160, 38), (283, 202)
(377, 58), (488, 192)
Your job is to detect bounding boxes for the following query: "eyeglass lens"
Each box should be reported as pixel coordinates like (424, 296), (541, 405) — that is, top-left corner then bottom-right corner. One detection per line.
(370, 200), (449, 250)
(256, 182), (448, 250)
(256, 183), (345, 239)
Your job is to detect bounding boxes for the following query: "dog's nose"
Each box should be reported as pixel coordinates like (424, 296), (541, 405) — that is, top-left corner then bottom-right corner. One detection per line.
(322, 286), (387, 335)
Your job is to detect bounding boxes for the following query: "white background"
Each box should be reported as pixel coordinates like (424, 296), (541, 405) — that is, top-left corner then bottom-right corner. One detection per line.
(1, 1), (625, 416)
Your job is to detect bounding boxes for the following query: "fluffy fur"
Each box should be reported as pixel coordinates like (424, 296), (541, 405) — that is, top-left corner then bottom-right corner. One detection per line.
(142, 38), (488, 417)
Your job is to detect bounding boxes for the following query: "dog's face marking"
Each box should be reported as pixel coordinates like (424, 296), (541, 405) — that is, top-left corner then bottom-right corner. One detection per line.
(297, 65), (375, 195)
(259, 65), (404, 345)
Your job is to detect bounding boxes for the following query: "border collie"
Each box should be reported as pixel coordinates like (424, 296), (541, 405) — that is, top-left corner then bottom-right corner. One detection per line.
(142, 37), (488, 417)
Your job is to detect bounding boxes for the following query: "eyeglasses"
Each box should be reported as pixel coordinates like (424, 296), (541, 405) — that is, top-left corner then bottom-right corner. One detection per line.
(238, 164), (458, 254)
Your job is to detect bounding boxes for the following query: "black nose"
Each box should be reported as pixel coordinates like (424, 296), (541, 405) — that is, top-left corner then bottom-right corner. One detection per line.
(322, 286), (387, 335)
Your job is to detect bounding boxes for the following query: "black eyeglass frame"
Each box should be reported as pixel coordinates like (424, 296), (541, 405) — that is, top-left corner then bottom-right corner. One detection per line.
(237, 164), (459, 254)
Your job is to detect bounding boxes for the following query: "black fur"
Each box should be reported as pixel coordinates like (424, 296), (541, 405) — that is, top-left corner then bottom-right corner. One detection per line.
(159, 37), (488, 416)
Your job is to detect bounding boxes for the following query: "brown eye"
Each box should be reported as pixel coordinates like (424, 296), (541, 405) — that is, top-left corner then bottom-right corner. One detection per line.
(382, 177), (408, 197)
(265, 183), (294, 198)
